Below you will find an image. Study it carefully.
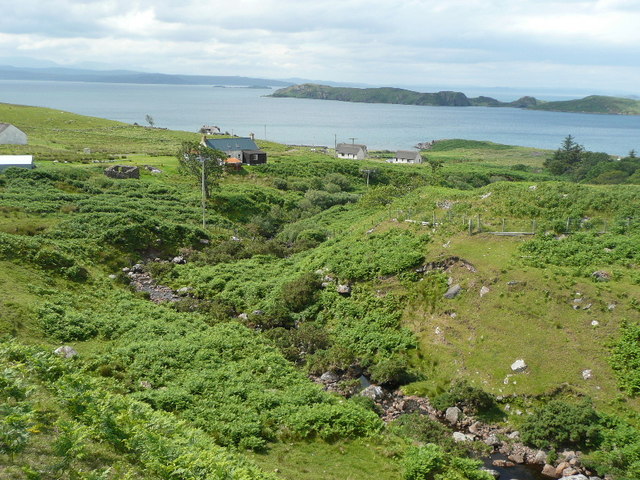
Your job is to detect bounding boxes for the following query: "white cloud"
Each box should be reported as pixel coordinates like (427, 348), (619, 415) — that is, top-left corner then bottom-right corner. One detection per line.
(0, 0), (639, 92)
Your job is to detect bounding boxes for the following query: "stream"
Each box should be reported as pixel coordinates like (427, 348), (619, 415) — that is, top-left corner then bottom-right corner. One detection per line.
(484, 454), (547, 480)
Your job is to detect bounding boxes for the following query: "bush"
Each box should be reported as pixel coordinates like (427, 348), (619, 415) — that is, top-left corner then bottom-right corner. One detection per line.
(432, 380), (496, 414)
(610, 322), (640, 395)
(521, 399), (602, 450)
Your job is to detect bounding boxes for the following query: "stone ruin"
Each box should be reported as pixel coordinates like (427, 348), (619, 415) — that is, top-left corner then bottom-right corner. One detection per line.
(104, 165), (140, 179)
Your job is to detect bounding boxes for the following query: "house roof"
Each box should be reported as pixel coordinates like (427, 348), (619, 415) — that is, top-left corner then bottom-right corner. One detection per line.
(395, 150), (421, 160)
(0, 155), (33, 165)
(205, 137), (261, 152)
(336, 143), (367, 155)
(0, 123), (11, 134)
(225, 157), (242, 164)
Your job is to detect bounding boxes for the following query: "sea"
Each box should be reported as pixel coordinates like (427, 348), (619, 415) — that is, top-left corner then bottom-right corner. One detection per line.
(1, 80), (639, 156)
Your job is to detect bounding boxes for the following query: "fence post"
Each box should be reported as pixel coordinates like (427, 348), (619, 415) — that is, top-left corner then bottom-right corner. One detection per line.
(502, 218), (505, 232)
(566, 217), (571, 233)
(468, 219), (472, 235)
(477, 215), (481, 233)
(532, 219), (536, 234)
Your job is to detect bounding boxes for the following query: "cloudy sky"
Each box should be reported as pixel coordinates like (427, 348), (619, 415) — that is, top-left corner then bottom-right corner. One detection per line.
(2, 0), (640, 93)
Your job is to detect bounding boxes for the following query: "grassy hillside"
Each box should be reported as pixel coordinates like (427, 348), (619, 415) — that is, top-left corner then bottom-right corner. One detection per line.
(531, 95), (640, 115)
(2, 102), (640, 480)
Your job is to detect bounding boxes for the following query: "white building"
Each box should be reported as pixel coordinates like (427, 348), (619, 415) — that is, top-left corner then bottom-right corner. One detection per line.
(336, 143), (368, 160)
(387, 150), (423, 164)
(0, 155), (34, 171)
(0, 123), (27, 145)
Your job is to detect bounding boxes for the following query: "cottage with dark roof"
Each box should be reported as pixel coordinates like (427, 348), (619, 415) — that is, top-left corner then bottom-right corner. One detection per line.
(203, 137), (267, 165)
(387, 150), (423, 164)
(0, 123), (27, 145)
(336, 143), (367, 160)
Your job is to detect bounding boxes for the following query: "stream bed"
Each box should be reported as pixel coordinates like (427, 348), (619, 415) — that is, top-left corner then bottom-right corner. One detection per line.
(483, 454), (547, 480)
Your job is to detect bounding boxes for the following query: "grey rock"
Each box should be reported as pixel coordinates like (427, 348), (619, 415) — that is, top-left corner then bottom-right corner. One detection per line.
(480, 468), (500, 479)
(172, 256), (186, 264)
(507, 430), (520, 440)
(337, 284), (352, 295)
(444, 284), (462, 299)
(252, 309), (264, 316)
(582, 369), (593, 380)
(108, 274), (117, 279)
(320, 371), (340, 383)
(54, 346), (78, 358)
(445, 406), (462, 425)
(592, 270), (610, 282)
(177, 286), (192, 295)
(452, 431), (472, 442)
(480, 286), (490, 297)
(484, 434), (501, 447)
(533, 450), (548, 464)
(511, 359), (528, 373)
(360, 385), (385, 401)
(561, 474), (586, 480)
(237, 313), (249, 321)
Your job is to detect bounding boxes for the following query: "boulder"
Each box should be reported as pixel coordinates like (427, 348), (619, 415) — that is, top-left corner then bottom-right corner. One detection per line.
(511, 359), (528, 373)
(452, 431), (472, 442)
(445, 406), (462, 425)
(592, 270), (610, 282)
(337, 284), (352, 295)
(54, 346), (78, 358)
(582, 369), (593, 380)
(484, 434), (501, 447)
(172, 256), (186, 264)
(542, 464), (559, 478)
(360, 385), (385, 401)
(560, 474), (587, 480)
(320, 371), (340, 383)
(480, 286), (490, 297)
(533, 450), (548, 464)
(444, 284), (462, 299)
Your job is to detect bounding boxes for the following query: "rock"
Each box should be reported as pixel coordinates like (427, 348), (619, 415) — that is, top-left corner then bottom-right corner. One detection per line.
(592, 270), (610, 282)
(507, 430), (520, 440)
(481, 192), (492, 199)
(582, 303), (592, 310)
(591, 320), (599, 327)
(607, 304), (616, 311)
(104, 165), (139, 179)
(360, 385), (385, 401)
(529, 185), (537, 190)
(237, 313), (249, 321)
(533, 450), (548, 464)
(252, 309), (264, 316)
(508, 452), (525, 464)
(337, 284), (351, 295)
(542, 464), (558, 478)
(122, 267), (130, 273)
(54, 346), (78, 358)
(444, 284), (462, 299)
(484, 434), (501, 447)
(556, 462), (570, 477)
(139, 380), (152, 389)
(320, 371), (340, 383)
(511, 359), (528, 373)
(108, 274), (117, 279)
(481, 468), (500, 479)
(492, 459), (515, 468)
(582, 369), (593, 380)
(452, 431), (472, 442)
(561, 470), (581, 478)
(132, 263), (144, 273)
(468, 421), (482, 434)
(445, 406), (462, 425)
(177, 286), (192, 295)
(480, 286), (490, 297)
(172, 256), (186, 264)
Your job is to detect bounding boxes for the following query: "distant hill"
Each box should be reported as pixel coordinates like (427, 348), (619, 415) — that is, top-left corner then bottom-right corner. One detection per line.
(271, 84), (640, 115)
(0, 64), (292, 87)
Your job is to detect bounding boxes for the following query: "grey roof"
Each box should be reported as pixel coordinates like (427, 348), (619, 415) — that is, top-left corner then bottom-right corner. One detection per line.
(205, 137), (261, 152)
(336, 143), (367, 155)
(395, 150), (421, 160)
(0, 123), (10, 134)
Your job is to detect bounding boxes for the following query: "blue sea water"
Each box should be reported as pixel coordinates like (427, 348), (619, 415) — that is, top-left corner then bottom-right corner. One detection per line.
(1, 80), (639, 156)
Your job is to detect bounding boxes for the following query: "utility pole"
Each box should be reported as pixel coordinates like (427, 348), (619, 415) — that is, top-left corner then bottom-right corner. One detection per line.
(200, 156), (207, 229)
(349, 137), (356, 145)
(264, 124), (267, 140)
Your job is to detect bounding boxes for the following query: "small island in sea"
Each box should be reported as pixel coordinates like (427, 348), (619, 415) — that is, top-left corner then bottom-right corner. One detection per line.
(270, 83), (640, 115)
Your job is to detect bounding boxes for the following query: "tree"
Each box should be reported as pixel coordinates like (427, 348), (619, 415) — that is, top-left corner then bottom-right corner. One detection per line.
(544, 135), (585, 175)
(426, 156), (444, 175)
(177, 141), (225, 199)
(145, 114), (155, 127)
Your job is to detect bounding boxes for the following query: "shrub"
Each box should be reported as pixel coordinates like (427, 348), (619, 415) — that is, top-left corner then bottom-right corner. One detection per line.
(610, 322), (640, 395)
(432, 380), (496, 413)
(521, 399), (602, 450)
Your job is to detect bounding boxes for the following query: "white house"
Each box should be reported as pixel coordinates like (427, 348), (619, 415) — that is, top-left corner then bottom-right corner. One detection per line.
(0, 155), (34, 171)
(336, 143), (368, 160)
(0, 123), (27, 145)
(387, 150), (423, 164)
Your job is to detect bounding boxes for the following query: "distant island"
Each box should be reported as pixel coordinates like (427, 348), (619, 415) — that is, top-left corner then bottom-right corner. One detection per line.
(270, 83), (640, 115)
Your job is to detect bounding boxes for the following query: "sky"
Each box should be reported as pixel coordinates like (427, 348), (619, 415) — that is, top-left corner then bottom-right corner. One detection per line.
(1, 0), (640, 94)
